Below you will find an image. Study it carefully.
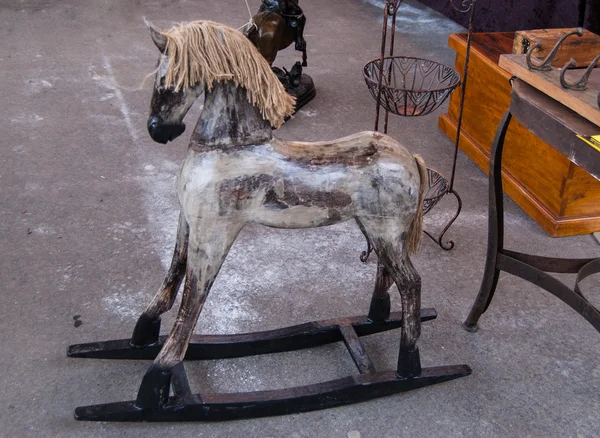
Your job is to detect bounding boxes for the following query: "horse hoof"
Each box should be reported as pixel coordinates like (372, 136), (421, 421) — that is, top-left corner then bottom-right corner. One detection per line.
(135, 364), (173, 409)
(131, 314), (161, 346)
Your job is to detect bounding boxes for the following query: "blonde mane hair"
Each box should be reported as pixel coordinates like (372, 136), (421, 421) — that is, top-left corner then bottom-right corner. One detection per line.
(160, 20), (295, 128)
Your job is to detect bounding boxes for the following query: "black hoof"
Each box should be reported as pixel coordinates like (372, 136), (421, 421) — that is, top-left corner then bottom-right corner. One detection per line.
(397, 346), (422, 379)
(131, 314), (161, 347)
(368, 294), (391, 322)
(135, 364), (172, 409)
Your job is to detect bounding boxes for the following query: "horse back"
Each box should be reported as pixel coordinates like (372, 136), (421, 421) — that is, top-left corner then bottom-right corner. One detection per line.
(271, 131), (415, 167)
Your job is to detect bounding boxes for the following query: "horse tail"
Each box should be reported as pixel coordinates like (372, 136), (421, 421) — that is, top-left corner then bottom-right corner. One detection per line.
(406, 154), (427, 256)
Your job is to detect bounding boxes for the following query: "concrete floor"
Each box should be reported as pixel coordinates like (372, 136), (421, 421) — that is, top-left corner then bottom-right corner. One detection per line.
(1, 0), (599, 436)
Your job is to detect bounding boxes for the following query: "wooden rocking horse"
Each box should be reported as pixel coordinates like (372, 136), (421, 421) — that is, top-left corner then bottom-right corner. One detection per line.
(68, 20), (471, 421)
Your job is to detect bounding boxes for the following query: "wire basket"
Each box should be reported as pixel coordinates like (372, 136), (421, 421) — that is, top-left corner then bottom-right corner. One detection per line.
(423, 168), (449, 215)
(364, 56), (460, 117)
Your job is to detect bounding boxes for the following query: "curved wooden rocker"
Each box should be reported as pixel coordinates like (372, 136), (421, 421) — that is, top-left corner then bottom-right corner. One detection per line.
(68, 20), (471, 422)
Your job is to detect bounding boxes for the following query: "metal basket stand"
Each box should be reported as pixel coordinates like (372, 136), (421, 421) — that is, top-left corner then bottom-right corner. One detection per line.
(362, 0), (478, 253)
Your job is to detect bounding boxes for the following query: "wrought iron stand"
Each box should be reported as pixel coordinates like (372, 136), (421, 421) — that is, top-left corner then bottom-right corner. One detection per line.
(364, 0), (478, 251)
(463, 79), (600, 333)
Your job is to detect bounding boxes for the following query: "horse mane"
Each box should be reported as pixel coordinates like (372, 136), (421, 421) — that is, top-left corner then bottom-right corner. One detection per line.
(160, 20), (295, 128)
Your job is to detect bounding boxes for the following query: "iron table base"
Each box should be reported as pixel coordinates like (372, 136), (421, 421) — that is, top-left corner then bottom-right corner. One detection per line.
(69, 309), (471, 422)
(463, 109), (600, 333)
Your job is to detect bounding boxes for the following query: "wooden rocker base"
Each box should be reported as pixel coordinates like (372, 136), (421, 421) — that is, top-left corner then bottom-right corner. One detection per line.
(68, 309), (437, 361)
(74, 366), (472, 422)
(69, 309), (472, 422)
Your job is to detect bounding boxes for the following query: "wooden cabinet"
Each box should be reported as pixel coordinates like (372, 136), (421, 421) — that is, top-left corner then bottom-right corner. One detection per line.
(439, 32), (600, 236)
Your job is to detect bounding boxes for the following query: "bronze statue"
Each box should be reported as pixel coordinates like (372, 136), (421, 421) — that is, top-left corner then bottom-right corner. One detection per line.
(246, 0), (307, 66)
(244, 0), (315, 111)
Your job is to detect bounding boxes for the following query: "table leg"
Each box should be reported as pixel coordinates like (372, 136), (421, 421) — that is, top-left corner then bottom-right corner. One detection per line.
(463, 110), (513, 332)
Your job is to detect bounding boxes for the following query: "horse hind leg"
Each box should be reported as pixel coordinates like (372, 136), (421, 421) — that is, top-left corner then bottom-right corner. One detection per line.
(356, 219), (394, 322)
(356, 217), (422, 378)
(388, 255), (422, 378)
(131, 211), (189, 346)
(368, 261), (394, 322)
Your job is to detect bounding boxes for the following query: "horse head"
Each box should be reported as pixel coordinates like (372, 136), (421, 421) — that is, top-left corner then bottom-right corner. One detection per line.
(144, 19), (295, 145)
(145, 19), (204, 144)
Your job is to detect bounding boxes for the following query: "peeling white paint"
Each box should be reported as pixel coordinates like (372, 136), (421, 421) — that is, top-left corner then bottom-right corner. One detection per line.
(424, 209), (525, 228)
(101, 56), (139, 142)
(10, 114), (43, 124)
(90, 55), (179, 319)
(23, 78), (53, 96)
(298, 109), (318, 117)
(103, 290), (147, 318)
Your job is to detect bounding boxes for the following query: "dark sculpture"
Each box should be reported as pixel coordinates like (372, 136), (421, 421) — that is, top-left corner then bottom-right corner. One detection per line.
(259, 0), (306, 60)
(245, 0), (315, 111)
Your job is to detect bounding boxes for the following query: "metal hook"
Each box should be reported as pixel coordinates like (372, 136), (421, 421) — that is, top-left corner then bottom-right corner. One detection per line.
(559, 53), (600, 90)
(526, 28), (584, 71)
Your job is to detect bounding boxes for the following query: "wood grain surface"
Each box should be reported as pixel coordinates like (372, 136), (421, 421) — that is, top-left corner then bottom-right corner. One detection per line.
(440, 32), (600, 236)
(512, 28), (600, 67)
(499, 54), (600, 126)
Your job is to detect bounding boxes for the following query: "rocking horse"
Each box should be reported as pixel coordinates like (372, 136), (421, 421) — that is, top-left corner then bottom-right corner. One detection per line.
(68, 20), (471, 421)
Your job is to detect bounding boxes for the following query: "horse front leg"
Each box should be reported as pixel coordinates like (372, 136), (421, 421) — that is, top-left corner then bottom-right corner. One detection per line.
(135, 220), (244, 409)
(131, 211), (189, 346)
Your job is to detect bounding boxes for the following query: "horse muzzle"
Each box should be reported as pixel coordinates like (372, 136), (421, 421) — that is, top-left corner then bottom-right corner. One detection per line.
(147, 117), (186, 144)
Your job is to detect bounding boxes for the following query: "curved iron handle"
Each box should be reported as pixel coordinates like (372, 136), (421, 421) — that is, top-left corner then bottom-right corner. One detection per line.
(526, 28), (584, 71)
(449, 0), (475, 13)
(559, 53), (600, 90)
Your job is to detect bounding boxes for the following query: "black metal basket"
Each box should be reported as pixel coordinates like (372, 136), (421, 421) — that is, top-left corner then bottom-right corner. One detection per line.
(423, 168), (449, 215)
(364, 56), (460, 117)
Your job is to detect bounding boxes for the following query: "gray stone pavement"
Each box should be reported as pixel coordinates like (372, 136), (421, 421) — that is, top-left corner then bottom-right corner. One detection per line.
(0, 0), (598, 436)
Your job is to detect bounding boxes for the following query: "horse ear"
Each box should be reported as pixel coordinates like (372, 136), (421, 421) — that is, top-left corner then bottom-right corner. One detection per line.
(144, 18), (167, 53)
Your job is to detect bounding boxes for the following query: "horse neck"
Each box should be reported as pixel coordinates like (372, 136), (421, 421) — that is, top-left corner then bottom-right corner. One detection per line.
(190, 81), (273, 149)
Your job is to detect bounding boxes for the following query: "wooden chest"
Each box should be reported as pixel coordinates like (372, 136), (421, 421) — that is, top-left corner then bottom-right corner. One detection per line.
(438, 32), (600, 236)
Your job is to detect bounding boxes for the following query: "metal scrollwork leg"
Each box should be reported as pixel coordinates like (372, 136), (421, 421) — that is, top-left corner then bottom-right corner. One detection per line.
(360, 240), (373, 263)
(423, 188), (462, 251)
